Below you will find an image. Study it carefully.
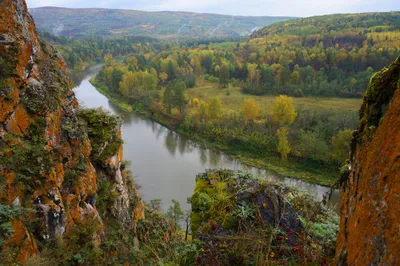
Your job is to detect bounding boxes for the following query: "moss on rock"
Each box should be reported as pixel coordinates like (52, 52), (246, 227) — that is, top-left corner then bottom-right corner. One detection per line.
(191, 169), (339, 265)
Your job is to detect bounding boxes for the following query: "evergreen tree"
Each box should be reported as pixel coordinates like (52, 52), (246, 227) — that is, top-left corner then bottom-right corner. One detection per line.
(219, 64), (230, 88)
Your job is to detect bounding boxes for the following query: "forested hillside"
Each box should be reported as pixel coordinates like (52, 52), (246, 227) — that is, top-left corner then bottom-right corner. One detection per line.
(83, 12), (399, 183)
(245, 12), (400, 97)
(30, 7), (293, 39)
(42, 12), (400, 98)
(40, 33), (159, 72)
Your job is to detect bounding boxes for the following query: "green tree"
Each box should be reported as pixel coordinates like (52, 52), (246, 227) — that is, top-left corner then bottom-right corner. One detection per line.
(295, 130), (330, 162)
(172, 81), (187, 114)
(164, 81), (187, 115)
(163, 83), (173, 115)
(111, 68), (124, 92)
(277, 127), (290, 160)
(219, 64), (230, 88)
(166, 199), (184, 230)
(332, 129), (353, 163)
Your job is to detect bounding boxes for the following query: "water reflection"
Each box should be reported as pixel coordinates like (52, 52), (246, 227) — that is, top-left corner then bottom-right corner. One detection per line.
(165, 131), (178, 156)
(73, 65), (340, 213)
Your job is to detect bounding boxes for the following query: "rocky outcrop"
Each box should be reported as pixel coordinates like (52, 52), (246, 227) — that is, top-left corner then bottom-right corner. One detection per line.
(336, 57), (400, 265)
(191, 169), (338, 265)
(0, 0), (143, 264)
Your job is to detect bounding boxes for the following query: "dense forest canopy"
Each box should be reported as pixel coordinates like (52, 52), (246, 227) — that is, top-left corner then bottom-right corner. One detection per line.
(38, 11), (399, 182)
(243, 12), (400, 97)
(252, 12), (400, 37)
(44, 12), (400, 98)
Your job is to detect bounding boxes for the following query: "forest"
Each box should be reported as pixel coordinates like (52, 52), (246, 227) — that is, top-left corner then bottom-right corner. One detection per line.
(72, 12), (400, 183)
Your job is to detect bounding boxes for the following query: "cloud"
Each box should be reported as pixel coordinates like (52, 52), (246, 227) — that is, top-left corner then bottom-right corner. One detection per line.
(26, 0), (400, 17)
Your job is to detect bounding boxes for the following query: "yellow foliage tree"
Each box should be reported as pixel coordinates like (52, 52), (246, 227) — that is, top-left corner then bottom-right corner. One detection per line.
(119, 71), (135, 97)
(159, 72), (168, 85)
(241, 98), (260, 121)
(277, 127), (290, 160)
(271, 95), (297, 125)
(198, 100), (208, 121)
(103, 66), (114, 86)
(247, 63), (257, 83)
(104, 53), (115, 66)
(190, 98), (200, 107)
(207, 97), (222, 120)
(119, 69), (157, 100)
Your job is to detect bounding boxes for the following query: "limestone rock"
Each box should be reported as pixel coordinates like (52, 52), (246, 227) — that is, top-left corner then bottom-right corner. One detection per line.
(336, 57), (400, 265)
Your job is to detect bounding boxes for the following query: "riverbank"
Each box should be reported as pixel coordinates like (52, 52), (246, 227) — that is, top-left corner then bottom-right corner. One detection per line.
(89, 76), (338, 187)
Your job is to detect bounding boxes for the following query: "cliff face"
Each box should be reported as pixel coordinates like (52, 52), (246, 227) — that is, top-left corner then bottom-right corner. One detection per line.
(336, 57), (400, 265)
(0, 0), (142, 264)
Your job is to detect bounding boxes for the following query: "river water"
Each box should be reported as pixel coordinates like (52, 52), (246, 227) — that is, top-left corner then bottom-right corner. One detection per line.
(73, 65), (340, 211)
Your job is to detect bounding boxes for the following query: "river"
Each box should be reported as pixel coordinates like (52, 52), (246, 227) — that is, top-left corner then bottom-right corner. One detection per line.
(73, 65), (340, 212)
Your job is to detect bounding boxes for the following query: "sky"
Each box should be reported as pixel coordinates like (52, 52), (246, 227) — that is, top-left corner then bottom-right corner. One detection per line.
(26, 0), (400, 17)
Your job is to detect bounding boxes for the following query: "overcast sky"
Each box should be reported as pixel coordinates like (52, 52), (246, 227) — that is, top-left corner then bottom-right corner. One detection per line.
(26, 0), (400, 17)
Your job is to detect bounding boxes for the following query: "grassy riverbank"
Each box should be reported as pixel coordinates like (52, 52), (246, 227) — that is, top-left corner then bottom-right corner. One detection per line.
(89, 76), (339, 186)
(189, 77), (362, 114)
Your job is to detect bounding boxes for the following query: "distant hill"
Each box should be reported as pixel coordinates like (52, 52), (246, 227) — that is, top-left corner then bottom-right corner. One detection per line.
(251, 12), (400, 39)
(29, 7), (294, 39)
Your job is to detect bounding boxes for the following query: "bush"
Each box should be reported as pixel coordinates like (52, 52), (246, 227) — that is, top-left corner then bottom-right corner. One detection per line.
(78, 108), (123, 163)
(185, 74), (197, 88)
(204, 74), (219, 83)
(293, 88), (304, 97)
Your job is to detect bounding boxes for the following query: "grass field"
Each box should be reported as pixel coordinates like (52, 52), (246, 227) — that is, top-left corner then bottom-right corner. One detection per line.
(187, 77), (362, 115)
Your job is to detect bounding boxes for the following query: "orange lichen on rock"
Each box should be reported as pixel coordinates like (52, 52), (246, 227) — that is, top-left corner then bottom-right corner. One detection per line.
(0, 0), (145, 263)
(5, 105), (32, 135)
(336, 57), (400, 265)
(134, 201), (145, 222)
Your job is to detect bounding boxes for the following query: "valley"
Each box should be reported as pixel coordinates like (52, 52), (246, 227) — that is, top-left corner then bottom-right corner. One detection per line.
(0, 0), (399, 264)
(73, 65), (340, 212)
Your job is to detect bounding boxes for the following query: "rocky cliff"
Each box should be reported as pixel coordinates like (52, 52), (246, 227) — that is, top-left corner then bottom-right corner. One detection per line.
(336, 57), (400, 264)
(0, 0), (143, 264)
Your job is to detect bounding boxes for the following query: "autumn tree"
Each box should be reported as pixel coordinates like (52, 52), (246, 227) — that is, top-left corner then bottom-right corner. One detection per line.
(119, 69), (157, 104)
(103, 66), (115, 87)
(242, 98), (260, 121)
(207, 97), (222, 120)
(119, 71), (135, 97)
(277, 127), (290, 160)
(247, 63), (257, 84)
(104, 53), (115, 66)
(198, 100), (208, 121)
(271, 95), (297, 125)
(159, 72), (168, 86)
